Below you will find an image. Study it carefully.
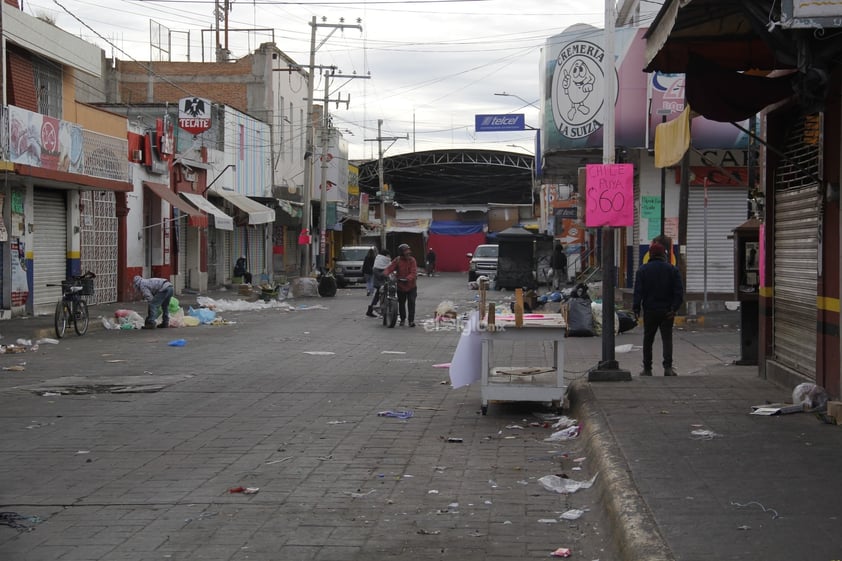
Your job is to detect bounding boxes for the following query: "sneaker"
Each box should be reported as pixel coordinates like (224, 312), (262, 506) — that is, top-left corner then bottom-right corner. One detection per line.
(664, 368), (678, 376)
(399, 320), (404, 326)
(408, 322), (416, 327)
(142, 322), (156, 330)
(365, 311), (376, 318)
(639, 369), (653, 376)
(158, 323), (169, 329)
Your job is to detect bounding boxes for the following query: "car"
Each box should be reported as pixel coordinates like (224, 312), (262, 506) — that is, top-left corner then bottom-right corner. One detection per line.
(467, 244), (498, 282)
(334, 246), (375, 288)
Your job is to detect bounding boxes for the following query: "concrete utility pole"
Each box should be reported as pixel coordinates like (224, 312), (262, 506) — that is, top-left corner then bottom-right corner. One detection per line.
(301, 16), (363, 277)
(365, 120), (408, 250)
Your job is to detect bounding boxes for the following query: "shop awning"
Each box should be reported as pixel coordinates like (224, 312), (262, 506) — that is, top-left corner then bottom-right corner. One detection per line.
(181, 192), (234, 231)
(210, 189), (275, 225)
(143, 181), (207, 228)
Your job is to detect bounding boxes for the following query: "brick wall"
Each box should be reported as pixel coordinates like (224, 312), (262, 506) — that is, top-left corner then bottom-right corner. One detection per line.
(7, 49), (37, 111)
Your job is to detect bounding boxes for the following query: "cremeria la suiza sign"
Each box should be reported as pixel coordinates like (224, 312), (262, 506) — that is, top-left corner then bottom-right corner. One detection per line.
(475, 114), (525, 132)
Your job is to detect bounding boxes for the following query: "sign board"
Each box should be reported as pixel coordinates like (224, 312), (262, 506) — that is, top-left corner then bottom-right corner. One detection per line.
(475, 114), (525, 132)
(584, 163), (634, 227)
(178, 97), (212, 135)
(781, 0), (842, 29)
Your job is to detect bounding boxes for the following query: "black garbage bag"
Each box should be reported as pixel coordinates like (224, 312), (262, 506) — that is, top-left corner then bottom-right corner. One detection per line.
(566, 297), (594, 337)
(617, 310), (638, 333)
(317, 272), (337, 297)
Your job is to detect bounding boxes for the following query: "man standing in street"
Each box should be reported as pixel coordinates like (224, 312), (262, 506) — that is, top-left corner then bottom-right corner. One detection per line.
(551, 243), (568, 289)
(133, 275), (174, 329)
(384, 244), (418, 326)
(633, 242), (684, 376)
(425, 247), (437, 277)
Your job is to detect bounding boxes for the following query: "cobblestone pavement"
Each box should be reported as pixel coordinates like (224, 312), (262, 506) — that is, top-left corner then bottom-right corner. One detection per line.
(0, 274), (625, 561)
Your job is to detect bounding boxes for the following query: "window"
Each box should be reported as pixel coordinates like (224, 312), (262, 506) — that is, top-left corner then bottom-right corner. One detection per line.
(33, 57), (62, 118)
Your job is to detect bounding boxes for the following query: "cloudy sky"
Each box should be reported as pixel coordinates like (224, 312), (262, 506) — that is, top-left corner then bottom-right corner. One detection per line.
(29, 0), (612, 160)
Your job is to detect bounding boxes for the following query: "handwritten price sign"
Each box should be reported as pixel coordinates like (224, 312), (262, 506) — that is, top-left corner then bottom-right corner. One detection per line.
(585, 163), (634, 227)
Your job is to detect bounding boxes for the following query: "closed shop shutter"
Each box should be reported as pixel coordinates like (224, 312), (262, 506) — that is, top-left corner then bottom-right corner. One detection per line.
(33, 189), (67, 311)
(773, 184), (819, 378)
(686, 187), (747, 293)
(177, 217), (187, 293)
(223, 229), (233, 283)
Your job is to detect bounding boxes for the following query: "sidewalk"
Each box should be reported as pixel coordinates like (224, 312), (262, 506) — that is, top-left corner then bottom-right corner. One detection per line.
(569, 355), (842, 561)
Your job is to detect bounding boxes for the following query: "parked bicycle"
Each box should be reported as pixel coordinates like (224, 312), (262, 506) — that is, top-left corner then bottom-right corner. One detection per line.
(49, 272), (96, 338)
(378, 272), (399, 328)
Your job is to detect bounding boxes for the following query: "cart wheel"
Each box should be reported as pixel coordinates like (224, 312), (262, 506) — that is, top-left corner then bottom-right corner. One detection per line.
(481, 405), (488, 416)
(551, 400), (561, 413)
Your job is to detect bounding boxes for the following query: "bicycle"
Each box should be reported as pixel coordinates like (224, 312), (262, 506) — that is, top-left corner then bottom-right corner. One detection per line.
(378, 272), (399, 328)
(49, 272), (96, 338)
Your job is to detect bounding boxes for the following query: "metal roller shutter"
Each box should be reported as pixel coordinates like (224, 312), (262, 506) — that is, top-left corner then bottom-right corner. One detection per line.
(686, 188), (748, 293)
(177, 217), (187, 293)
(773, 185), (819, 378)
(33, 190), (67, 311)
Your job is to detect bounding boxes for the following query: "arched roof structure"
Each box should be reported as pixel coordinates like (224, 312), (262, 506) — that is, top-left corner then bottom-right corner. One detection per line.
(357, 149), (534, 206)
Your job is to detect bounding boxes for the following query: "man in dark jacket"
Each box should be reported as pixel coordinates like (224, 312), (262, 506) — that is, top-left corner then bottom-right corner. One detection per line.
(633, 242), (684, 376)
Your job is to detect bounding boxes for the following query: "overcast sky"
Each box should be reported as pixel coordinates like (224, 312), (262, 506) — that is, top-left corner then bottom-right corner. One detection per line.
(30, 0), (610, 160)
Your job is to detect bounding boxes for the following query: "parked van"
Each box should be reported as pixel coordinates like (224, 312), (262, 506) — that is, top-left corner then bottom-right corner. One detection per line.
(466, 244), (499, 282)
(334, 246), (375, 287)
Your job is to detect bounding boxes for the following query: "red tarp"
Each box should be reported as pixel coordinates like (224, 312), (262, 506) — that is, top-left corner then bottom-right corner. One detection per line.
(428, 232), (486, 272)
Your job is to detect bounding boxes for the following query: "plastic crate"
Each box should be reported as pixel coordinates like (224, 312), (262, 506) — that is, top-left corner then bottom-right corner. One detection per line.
(80, 278), (95, 295)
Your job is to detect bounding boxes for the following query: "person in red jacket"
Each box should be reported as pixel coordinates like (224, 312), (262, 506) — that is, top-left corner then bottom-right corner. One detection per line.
(384, 244), (418, 326)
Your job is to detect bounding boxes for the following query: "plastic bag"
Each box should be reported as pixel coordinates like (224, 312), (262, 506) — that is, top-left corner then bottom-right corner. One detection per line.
(591, 302), (619, 336)
(566, 298), (594, 337)
(188, 307), (217, 324)
(168, 297), (180, 314)
(168, 308), (186, 328)
(792, 382), (829, 411)
(538, 474), (598, 494)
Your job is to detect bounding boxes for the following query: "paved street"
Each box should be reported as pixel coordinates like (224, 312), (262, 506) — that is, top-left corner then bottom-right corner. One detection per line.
(1, 273), (625, 561)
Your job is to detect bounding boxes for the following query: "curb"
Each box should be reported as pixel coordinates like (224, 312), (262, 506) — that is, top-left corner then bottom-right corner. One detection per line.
(568, 378), (675, 561)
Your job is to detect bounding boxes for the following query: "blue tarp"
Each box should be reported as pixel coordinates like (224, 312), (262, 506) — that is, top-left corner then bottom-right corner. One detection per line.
(429, 221), (485, 235)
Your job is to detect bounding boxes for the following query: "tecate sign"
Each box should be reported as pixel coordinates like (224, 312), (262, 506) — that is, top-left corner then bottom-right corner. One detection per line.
(178, 97), (212, 135)
(475, 113), (525, 132)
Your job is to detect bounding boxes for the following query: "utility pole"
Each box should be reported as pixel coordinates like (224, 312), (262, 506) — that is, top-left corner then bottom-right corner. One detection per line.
(365, 120), (407, 250)
(300, 16), (363, 277)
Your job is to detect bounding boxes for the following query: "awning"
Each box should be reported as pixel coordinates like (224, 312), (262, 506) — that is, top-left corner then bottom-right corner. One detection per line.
(210, 189), (275, 225)
(181, 192), (234, 231)
(143, 181), (207, 228)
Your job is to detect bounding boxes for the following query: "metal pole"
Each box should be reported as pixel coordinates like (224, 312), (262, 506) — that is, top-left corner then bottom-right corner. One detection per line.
(378, 119), (386, 250)
(300, 16), (317, 277)
(319, 72), (330, 271)
(660, 114), (667, 236)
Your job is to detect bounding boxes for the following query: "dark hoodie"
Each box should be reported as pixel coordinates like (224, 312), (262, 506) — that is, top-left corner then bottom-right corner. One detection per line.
(633, 254), (684, 314)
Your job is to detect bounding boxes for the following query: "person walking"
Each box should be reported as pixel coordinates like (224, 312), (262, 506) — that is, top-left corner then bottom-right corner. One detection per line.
(551, 244), (568, 289)
(384, 243), (418, 326)
(366, 249), (392, 317)
(133, 275), (174, 329)
(425, 247), (437, 277)
(633, 241), (684, 376)
(363, 248), (376, 296)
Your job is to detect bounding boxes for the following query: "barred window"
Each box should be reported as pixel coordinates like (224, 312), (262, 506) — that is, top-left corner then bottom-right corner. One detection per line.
(33, 57), (62, 118)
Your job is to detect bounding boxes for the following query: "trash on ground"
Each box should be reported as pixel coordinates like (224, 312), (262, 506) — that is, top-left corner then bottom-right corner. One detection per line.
(538, 518), (558, 523)
(615, 343), (634, 353)
(446, 437), (463, 443)
(327, 420), (350, 425)
(427, 489), (439, 494)
(550, 547), (572, 558)
(750, 402), (805, 415)
(792, 382), (829, 411)
(187, 307), (217, 324)
(167, 339), (187, 347)
(2, 365), (26, 371)
(0, 511), (43, 531)
(505, 424), (524, 430)
(690, 428), (720, 440)
(16, 339), (32, 346)
(544, 425), (580, 441)
(196, 295), (295, 312)
(417, 529), (440, 535)
(377, 410), (413, 419)
(381, 350), (406, 354)
(266, 457), (292, 465)
(346, 489), (375, 498)
(228, 486), (259, 494)
(551, 416), (578, 429)
(433, 363), (451, 368)
(36, 338), (59, 345)
(730, 500), (779, 519)
(560, 508), (585, 520)
(538, 473), (598, 494)
(303, 351), (335, 355)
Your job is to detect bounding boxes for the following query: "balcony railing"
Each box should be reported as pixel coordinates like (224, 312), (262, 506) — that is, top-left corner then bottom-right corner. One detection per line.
(1, 105), (128, 183)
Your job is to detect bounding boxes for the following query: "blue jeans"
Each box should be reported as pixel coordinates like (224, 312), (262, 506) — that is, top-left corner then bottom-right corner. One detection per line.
(146, 285), (174, 324)
(365, 273), (374, 294)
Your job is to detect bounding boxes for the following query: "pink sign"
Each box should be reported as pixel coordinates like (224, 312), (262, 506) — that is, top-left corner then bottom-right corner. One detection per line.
(585, 164), (634, 227)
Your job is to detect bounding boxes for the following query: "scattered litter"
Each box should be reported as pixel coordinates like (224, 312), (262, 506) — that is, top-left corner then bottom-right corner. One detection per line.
(327, 420), (350, 424)
(538, 518), (558, 524)
(303, 351), (335, 356)
(228, 486), (259, 494)
(75, 450), (90, 455)
(484, 500), (492, 505)
(16, 339), (32, 347)
(538, 474), (598, 494)
(317, 455), (333, 461)
(550, 547), (572, 558)
(433, 363), (451, 368)
(42, 392), (61, 397)
(533, 412), (563, 422)
(265, 457), (292, 465)
(381, 351), (406, 355)
(428, 490), (439, 495)
(505, 424), (524, 430)
(502, 520), (511, 524)
(36, 338), (59, 345)
(417, 529), (440, 535)
(615, 343), (634, 353)
(751, 403), (804, 415)
(792, 382), (829, 411)
(0, 511), (43, 531)
(448, 502), (459, 508)
(573, 457), (586, 463)
(446, 437), (463, 443)
(560, 509), (585, 520)
(544, 425), (580, 442)
(488, 480), (498, 489)
(730, 500), (779, 519)
(105, 359), (127, 363)
(2, 365), (26, 371)
(551, 416), (578, 429)
(346, 490), (375, 498)
(737, 525), (751, 531)
(167, 339), (187, 347)
(377, 410), (413, 419)
(690, 428), (720, 440)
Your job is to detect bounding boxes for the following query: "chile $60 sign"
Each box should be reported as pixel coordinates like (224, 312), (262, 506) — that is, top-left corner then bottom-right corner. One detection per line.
(584, 163), (634, 227)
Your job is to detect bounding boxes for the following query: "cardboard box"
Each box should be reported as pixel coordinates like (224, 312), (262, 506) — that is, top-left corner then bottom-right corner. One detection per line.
(827, 401), (842, 425)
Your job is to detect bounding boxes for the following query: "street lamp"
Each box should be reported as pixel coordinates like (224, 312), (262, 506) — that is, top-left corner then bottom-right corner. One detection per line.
(494, 92), (540, 109)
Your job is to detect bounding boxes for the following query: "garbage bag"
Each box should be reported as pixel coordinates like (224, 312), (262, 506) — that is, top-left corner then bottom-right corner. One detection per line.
(188, 307), (217, 324)
(566, 298), (595, 337)
(168, 297), (180, 314)
(617, 310), (638, 333)
(792, 382), (829, 411)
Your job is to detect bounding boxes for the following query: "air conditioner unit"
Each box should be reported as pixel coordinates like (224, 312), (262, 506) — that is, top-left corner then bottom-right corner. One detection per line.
(132, 150), (144, 162)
